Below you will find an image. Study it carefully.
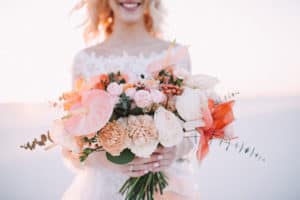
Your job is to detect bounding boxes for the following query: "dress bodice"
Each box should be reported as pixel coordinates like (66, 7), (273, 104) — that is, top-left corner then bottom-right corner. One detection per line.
(71, 45), (191, 81)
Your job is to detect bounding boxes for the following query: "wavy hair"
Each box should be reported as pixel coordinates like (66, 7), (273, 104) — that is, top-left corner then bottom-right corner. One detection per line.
(72, 0), (165, 44)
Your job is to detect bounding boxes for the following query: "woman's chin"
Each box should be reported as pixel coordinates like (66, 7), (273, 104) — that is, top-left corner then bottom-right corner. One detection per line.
(119, 16), (143, 25)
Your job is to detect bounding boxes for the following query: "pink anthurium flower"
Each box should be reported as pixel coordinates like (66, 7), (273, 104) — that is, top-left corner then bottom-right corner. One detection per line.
(64, 89), (115, 136)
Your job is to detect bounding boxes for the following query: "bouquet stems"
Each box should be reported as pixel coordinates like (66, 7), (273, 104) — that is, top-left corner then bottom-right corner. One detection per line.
(119, 172), (168, 200)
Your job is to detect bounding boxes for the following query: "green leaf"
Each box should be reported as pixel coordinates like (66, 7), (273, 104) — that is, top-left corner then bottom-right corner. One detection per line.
(129, 107), (144, 115)
(106, 149), (135, 165)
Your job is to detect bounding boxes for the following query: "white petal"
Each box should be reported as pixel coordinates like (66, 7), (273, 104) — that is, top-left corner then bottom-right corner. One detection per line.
(175, 87), (208, 121)
(154, 107), (184, 147)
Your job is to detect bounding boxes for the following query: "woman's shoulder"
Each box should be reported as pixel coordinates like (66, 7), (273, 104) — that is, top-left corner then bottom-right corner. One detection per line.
(146, 38), (187, 52)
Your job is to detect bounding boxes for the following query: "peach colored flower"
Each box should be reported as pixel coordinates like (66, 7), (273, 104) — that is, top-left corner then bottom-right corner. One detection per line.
(107, 82), (123, 96)
(64, 89), (115, 136)
(150, 89), (166, 104)
(134, 90), (152, 108)
(98, 120), (127, 156)
(125, 115), (159, 157)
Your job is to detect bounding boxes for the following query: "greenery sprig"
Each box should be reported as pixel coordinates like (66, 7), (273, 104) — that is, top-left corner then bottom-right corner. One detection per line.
(20, 131), (53, 150)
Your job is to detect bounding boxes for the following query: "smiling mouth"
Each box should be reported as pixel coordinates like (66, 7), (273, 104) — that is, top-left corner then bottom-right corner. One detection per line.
(118, 2), (142, 10)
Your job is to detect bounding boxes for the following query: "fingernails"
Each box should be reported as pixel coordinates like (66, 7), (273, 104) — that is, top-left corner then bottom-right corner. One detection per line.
(153, 162), (159, 168)
(157, 155), (163, 160)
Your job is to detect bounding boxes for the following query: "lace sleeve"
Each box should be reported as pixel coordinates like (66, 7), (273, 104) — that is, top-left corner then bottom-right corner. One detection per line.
(62, 50), (88, 173)
(177, 45), (192, 73)
(71, 50), (88, 86)
(174, 46), (197, 159)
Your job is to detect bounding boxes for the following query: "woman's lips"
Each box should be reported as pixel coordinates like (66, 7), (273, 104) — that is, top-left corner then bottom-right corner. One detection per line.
(119, 2), (142, 12)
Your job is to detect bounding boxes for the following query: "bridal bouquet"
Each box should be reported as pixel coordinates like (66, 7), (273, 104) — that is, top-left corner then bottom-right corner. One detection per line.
(21, 45), (235, 200)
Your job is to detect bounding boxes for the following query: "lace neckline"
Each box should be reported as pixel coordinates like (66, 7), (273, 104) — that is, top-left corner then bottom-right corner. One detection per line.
(80, 45), (180, 61)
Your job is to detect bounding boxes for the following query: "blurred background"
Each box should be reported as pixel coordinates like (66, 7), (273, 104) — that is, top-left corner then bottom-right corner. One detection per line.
(0, 0), (299, 199)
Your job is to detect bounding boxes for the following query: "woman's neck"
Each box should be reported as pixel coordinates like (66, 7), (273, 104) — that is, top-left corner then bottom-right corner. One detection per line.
(106, 18), (154, 48)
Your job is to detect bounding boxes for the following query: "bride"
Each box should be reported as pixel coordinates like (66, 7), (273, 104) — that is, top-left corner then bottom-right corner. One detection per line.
(62, 0), (200, 199)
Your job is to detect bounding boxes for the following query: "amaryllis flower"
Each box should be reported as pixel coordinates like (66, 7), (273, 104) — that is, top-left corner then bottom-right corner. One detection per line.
(150, 89), (166, 104)
(125, 115), (159, 158)
(175, 87), (208, 122)
(107, 82), (123, 96)
(98, 120), (127, 156)
(154, 107), (184, 147)
(134, 90), (153, 108)
(50, 119), (81, 153)
(184, 74), (219, 90)
(64, 89), (115, 136)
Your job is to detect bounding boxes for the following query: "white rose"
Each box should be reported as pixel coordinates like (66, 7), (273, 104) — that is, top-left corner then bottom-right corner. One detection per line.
(50, 119), (80, 153)
(185, 74), (219, 89)
(154, 107), (184, 147)
(175, 87), (208, 121)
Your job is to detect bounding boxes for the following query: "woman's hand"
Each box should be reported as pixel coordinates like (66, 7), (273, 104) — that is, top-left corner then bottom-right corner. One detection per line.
(63, 146), (178, 177)
(123, 146), (177, 177)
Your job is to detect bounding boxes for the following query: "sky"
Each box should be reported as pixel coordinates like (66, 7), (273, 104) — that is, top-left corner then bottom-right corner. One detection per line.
(0, 0), (299, 102)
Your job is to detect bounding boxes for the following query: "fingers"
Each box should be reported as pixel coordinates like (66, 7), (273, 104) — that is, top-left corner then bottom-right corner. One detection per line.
(123, 170), (148, 178)
(153, 146), (176, 154)
(128, 162), (157, 171)
(120, 146), (177, 177)
(150, 159), (173, 172)
(130, 154), (163, 165)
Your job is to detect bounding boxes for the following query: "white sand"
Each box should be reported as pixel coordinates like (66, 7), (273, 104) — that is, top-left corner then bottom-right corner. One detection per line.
(1, 96), (299, 200)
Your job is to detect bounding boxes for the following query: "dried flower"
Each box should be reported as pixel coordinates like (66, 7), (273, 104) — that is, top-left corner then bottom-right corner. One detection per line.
(161, 84), (183, 96)
(98, 120), (127, 156)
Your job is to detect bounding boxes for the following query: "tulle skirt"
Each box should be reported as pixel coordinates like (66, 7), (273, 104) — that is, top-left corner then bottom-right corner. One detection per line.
(62, 160), (200, 200)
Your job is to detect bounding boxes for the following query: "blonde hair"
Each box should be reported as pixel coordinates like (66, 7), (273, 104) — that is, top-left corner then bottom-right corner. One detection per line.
(72, 0), (165, 44)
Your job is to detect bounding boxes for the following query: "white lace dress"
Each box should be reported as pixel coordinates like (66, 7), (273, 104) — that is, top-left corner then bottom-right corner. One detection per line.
(62, 46), (201, 200)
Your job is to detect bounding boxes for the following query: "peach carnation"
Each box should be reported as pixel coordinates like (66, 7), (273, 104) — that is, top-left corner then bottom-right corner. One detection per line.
(98, 120), (127, 156)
